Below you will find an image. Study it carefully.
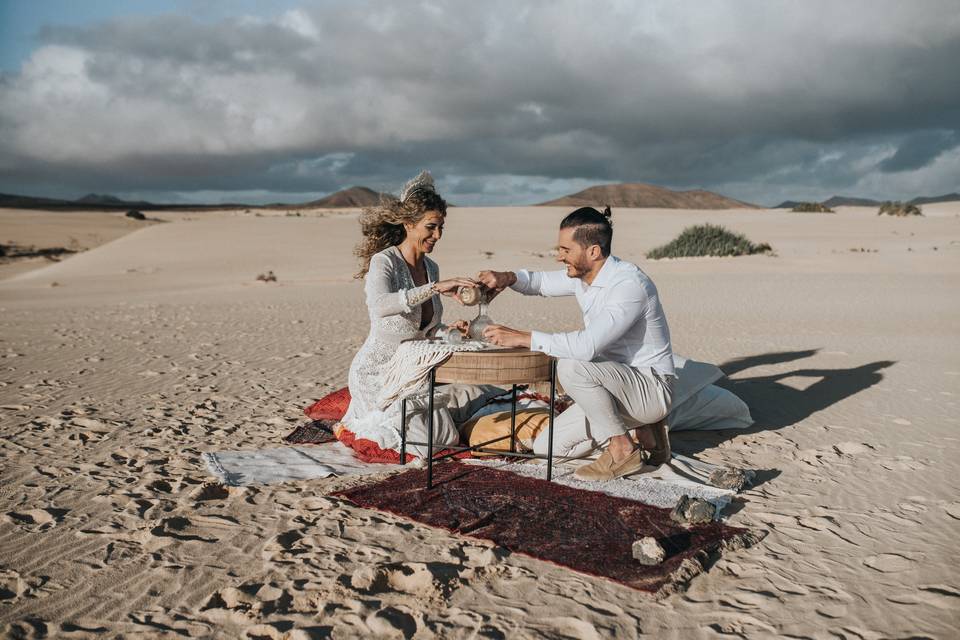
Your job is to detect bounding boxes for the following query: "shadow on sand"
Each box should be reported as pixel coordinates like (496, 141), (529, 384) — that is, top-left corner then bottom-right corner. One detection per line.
(672, 349), (895, 458)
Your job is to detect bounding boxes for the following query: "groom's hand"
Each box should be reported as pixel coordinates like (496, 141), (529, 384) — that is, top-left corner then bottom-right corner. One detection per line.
(476, 270), (516, 300)
(483, 324), (531, 348)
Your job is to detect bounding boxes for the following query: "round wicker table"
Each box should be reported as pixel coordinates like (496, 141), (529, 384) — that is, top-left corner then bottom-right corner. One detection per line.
(435, 347), (554, 385)
(399, 347), (558, 488)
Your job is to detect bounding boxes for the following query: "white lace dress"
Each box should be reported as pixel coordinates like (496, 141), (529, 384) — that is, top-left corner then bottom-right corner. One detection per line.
(342, 245), (444, 427)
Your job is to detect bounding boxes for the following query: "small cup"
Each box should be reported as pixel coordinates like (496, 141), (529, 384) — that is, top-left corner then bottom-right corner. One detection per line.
(441, 327), (463, 344)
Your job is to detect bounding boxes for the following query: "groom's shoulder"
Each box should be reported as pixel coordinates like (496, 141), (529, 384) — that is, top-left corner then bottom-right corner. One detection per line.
(610, 256), (657, 289)
(610, 255), (646, 279)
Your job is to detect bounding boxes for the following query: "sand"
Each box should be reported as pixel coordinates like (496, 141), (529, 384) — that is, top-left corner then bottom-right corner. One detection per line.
(1, 203), (958, 638)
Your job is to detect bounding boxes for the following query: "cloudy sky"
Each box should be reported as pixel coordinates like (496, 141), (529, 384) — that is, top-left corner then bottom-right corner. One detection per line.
(1, 0), (958, 206)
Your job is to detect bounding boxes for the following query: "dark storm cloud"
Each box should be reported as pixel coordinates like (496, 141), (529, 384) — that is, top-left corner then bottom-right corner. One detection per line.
(878, 130), (960, 172)
(1, 0), (958, 204)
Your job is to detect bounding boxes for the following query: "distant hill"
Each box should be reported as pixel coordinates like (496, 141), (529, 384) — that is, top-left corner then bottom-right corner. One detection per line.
(77, 193), (124, 205)
(822, 195), (883, 208)
(77, 193), (154, 208)
(772, 196), (881, 208)
(0, 192), (161, 211)
(909, 192), (960, 205)
(775, 192), (960, 208)
(306, 186), (392, 208)
(0, 187), (393, 212)
(538, 183), (759, 209)
(0, 193), (77, 209)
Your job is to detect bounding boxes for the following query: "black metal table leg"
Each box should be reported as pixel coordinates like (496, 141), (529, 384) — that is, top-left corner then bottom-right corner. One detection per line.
(547, 358), (556, 481)
(509, 383), (518, 453)
(404, 355), (558, 489)
(400, 397), (407, 465)
(426, 368), (436, 489)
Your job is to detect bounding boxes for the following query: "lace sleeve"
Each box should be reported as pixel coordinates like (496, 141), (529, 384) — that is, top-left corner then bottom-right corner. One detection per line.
(365, 253), (435, 317)
(406, 255), (440, 310)
(405, 283), (435, 308)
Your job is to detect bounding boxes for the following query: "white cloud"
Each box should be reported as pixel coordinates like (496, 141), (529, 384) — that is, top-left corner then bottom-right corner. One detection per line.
(278, 9), (319, 39)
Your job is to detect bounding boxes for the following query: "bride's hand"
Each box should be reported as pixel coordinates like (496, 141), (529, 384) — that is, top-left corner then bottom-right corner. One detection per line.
(433, 277), (478, 298)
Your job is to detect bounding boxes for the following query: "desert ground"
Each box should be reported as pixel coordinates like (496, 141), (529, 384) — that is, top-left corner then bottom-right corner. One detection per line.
(1, 203), (958, 638)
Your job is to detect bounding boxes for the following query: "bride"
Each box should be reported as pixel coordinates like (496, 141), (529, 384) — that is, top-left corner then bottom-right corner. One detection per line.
(340, 171), (485, 449)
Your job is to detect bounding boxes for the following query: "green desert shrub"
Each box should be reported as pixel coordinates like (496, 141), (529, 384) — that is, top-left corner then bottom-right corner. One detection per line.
(878, 201), (922, 216)
(792, 202), (834, 213)
(646, 224), (772, 259)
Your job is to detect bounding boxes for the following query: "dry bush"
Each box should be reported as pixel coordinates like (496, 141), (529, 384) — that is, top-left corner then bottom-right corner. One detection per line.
(791, 202), (834, 213)
(878, 201), (922, 216)
(646, 224), (772, 259)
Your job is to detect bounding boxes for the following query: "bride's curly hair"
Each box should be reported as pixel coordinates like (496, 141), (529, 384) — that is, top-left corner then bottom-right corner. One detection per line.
(354, 172), (448, 278)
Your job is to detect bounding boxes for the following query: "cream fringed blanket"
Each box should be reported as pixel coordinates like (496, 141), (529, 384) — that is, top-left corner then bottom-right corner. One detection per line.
(376, 339), (487, 409)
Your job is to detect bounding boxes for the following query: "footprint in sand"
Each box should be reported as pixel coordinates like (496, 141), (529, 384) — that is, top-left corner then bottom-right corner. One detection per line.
(863, 553), (917, 573)
(189, 482), (231, 502)
(879, 456), (929, 472)
(5, 507), (68, 531)
(832, 442), (876, 456)
(815, 603), (847, 619)
(3, 618), (51, 640)
(203, 582), (292, 619)
(366, 606), (419, 638)
(204, 586), (255, 612)
(0, 569), (28, 601)
(796, 516), (836, 531)
(886, 584), (960, 610)
(128, 514), (235, 551)
(944, 502), (960, 520)
(241, 623), (296, 639)
(707, 613), (778, 637)
(348, 561), (464, 599)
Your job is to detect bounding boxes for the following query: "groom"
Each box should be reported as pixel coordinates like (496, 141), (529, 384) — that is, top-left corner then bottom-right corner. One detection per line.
(477, 206), (675, 481)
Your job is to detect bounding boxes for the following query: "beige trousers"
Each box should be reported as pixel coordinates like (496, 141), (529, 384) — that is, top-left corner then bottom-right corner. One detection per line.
(532, 359), (674, 458)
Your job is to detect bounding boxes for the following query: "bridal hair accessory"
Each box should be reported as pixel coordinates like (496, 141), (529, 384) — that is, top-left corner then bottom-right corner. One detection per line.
(399, 170), (436, 203)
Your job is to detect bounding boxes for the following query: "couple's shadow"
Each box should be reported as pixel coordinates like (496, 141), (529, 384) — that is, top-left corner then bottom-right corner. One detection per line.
(670, 349), (895, 464)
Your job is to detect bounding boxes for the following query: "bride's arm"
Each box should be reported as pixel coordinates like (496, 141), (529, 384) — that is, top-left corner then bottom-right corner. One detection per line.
(365, 253), (434, 317)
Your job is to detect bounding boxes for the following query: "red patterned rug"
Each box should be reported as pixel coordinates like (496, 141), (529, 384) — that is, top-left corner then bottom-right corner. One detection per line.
(333, 462), (760, 594)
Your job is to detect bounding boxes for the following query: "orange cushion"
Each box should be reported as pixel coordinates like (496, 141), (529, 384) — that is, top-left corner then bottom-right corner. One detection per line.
(461, 409), (551, 456)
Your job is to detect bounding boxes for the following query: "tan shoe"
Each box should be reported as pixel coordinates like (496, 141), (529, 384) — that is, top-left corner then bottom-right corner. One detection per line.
(574, 448), (652, 481)
(646, 419), (671, 467)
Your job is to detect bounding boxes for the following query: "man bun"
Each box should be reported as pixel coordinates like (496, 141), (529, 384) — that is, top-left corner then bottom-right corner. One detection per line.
(560, 206), (613, 257)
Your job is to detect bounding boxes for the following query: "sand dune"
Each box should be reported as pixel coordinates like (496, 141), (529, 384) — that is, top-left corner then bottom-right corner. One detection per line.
(1, 204), (959, 637)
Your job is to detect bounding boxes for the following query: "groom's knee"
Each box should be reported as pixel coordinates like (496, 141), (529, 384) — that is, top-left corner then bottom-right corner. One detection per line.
(556, 358), (592, 389)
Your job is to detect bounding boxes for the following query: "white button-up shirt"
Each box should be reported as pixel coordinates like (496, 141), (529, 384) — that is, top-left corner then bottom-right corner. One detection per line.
(511, 255), (675, 376)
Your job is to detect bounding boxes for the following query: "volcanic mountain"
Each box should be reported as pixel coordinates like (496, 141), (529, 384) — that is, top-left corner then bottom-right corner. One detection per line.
(538, 183), (758, 209)
(306, 186), (392, 208)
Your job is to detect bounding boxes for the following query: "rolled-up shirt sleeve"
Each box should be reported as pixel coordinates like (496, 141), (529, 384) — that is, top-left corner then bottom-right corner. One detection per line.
(510, 269), (577, 297)
(530, 282), (648, 361)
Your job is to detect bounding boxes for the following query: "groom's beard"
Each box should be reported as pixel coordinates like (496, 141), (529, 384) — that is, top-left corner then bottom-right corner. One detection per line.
(564, 256), (590, 280)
